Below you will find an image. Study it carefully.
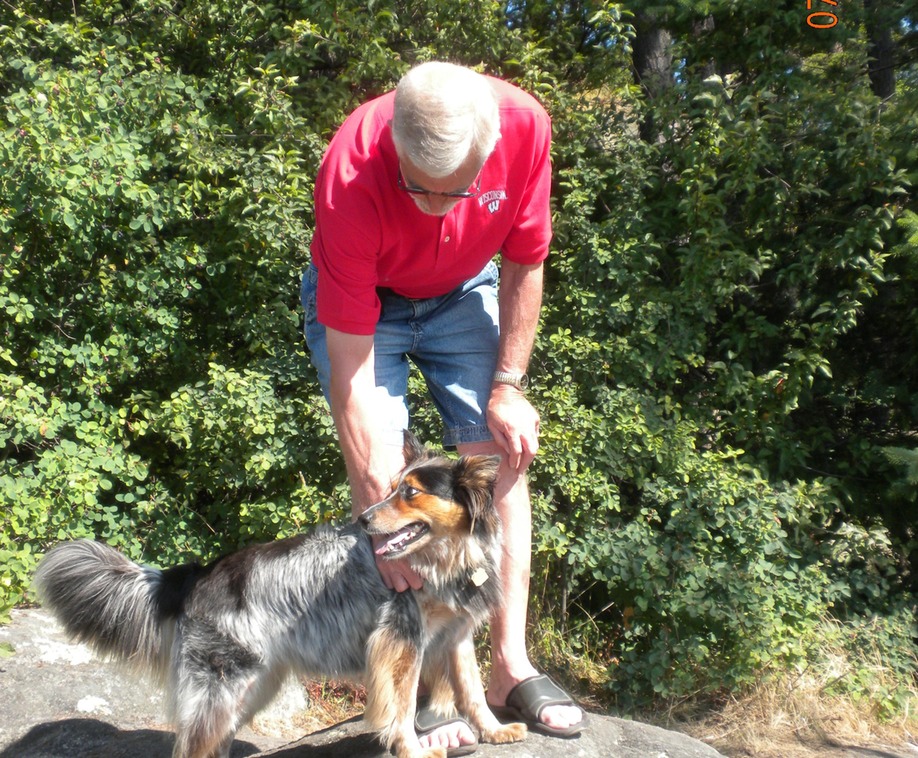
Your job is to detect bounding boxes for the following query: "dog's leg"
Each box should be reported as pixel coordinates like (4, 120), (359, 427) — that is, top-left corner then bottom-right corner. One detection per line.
(170, 623), (265, 758)
(171, 679), (240, 758)
(171, 665), (281, 758)
(450, 631), (527, 745)
(421, 642), (460, 721)
(364, 626), (443, 758)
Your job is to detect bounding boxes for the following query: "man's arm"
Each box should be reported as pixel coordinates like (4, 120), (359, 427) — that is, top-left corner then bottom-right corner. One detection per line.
(488, 259), (544, 472)
(325, 328), (394, 512)
(325, 327), (423, 591)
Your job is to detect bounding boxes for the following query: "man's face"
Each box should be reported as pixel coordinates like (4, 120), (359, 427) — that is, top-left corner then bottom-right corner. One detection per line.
(397, 153), (483, 217)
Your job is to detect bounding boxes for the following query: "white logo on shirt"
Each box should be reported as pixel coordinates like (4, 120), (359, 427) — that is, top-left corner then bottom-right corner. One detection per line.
(479, 190), (508, 214)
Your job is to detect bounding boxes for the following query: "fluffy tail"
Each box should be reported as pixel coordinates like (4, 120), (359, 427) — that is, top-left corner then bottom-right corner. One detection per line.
(33, 539), (197, 679)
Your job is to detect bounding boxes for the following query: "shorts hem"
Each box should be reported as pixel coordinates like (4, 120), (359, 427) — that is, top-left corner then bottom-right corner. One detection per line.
(443, 425), (494, 449)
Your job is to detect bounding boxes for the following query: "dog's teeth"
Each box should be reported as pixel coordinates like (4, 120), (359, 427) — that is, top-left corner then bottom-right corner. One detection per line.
(375, 524), (423, 556)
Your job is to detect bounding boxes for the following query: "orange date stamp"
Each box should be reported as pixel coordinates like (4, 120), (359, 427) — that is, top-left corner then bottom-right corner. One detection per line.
(807, 0), (838, 28)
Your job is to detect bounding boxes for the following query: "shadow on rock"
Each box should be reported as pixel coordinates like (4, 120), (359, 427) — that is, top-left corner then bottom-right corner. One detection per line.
(0, 718), (263, 758)
(254, 712), (727, 758)
(0, 711), (733, 758)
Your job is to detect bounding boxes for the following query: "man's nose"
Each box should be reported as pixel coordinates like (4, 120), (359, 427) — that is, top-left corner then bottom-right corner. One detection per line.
(426, 195), (452, 215)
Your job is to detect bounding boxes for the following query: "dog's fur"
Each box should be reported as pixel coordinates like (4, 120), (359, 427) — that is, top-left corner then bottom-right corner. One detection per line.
(33, 433), (526, 758)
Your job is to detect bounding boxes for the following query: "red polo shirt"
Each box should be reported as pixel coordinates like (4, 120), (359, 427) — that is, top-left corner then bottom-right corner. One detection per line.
(311, 77), (552, 335)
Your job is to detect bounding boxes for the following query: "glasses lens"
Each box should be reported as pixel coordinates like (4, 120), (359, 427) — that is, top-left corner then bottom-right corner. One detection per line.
(397, 168), (479, 199)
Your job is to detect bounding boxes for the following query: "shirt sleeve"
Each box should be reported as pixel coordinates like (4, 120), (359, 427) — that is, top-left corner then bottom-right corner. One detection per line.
(310, 101), (390, 336)
(499, 101), (552, 266)
(312, 178), (383, 335)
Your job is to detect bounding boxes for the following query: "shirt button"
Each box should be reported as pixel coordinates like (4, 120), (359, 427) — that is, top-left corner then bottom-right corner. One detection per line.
(444, 236), (451, 242)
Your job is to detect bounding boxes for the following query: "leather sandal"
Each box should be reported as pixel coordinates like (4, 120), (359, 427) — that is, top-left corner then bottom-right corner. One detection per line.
(489, 674), (585, 737)
(414, 699), (479, 757)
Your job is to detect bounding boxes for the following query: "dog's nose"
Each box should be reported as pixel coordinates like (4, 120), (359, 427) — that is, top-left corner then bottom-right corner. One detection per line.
(357, 510), (373, 529)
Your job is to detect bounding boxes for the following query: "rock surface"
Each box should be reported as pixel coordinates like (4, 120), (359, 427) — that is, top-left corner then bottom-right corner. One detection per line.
(1, 713), (729, 758)
(4, 606), (911, 758)
(0, 607), (726, 758)
(255, 712), (727, 757)
(0, 608), (918, 758)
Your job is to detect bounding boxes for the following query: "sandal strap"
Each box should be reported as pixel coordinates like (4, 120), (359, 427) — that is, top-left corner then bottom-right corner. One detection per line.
(414, 700), (465, 733)
(505, 674), (573, 720)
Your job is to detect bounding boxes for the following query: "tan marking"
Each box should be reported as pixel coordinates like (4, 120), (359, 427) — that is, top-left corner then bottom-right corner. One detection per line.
(363, 628), (421, 746)
(367, 481), (471, 540)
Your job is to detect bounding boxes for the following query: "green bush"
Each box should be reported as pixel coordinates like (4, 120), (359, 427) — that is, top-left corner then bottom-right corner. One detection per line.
(1, 0), (914, 720)
(523, 0), (916, 706)
(0, 1), (323, 597)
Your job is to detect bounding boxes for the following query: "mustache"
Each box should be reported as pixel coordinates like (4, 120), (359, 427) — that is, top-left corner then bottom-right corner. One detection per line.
(409, 194), (461, 216)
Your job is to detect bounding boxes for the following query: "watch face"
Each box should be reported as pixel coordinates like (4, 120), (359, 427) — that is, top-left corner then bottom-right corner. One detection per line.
(494, 371), (529, 390)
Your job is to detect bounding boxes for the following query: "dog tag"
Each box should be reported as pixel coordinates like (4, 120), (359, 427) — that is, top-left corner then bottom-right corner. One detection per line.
(470, 568), (489, 587)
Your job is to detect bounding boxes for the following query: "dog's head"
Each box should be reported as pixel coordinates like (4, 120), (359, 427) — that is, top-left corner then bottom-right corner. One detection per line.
(358, 432), (501, 560)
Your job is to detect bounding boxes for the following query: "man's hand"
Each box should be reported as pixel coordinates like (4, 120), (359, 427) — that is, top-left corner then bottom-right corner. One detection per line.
(489, 259), (543, 472)
(324, 328), (425, 592)
(487, 383), (540, 472)
(371, 537), (425, 592)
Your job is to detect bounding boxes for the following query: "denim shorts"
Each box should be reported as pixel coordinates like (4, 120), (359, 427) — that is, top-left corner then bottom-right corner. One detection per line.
(301, 261), (500, 448)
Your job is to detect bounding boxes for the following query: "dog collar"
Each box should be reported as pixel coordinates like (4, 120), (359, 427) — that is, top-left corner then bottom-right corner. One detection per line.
(469, 568), (489, 587)
(458, 567), (490, 604)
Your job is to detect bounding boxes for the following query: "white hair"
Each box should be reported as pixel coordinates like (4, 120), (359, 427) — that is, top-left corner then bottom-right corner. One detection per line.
(391, 62), (501, 178)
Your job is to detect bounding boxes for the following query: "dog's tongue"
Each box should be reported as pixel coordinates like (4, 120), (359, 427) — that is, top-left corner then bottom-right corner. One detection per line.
(375, 525), (419, 556)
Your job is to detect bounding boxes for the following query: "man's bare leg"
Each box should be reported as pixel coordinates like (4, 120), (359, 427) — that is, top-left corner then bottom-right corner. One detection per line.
(458, 442), (583, 732)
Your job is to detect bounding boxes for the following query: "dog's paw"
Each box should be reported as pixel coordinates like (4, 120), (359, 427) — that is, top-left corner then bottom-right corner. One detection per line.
(482, 721), (527, 744)
(416, 748), (448, 758)
(394, 745), (447, 758)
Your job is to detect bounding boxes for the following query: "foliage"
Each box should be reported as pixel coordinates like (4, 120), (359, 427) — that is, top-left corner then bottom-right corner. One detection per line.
(0, 0), (334, 604)
(882, 446), (918, 485)
(1, 0), (915, 720)
(817, 608), (918, 722)
(524, 0), (917, 707)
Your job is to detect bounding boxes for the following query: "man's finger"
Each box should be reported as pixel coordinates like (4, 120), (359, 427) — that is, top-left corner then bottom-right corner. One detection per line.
(516, 440), (535, 471)
(502, 429), (522, 470)
(377, 555), (424, 592)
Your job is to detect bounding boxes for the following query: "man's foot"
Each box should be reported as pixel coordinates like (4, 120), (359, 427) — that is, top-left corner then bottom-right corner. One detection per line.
(487, 672), (584, 737)
(415, 701), (478, 756)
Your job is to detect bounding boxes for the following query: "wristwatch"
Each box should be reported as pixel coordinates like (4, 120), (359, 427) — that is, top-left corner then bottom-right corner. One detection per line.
(493, 371), (529, 391)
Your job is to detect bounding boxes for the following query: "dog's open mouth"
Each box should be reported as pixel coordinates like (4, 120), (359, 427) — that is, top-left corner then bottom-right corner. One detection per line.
(374, 522), (430, 556)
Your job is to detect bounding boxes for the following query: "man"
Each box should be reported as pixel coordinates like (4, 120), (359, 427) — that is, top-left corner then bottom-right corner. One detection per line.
(302, 61), (583, 752)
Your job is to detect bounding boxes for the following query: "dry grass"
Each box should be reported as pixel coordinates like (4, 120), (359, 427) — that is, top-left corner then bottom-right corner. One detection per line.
(519, 614), (918, 757)
(250, 678), (366, 739)
(513, 602), (918, 756)
(673, 677), (916, 757)
(654, 617), (918, 758)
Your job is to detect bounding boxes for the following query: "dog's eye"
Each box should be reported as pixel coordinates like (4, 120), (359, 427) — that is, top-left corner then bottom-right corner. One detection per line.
(402, 485), (419, 499)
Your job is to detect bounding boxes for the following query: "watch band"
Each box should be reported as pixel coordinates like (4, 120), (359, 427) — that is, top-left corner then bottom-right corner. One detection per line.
(493, 371), (529, 391)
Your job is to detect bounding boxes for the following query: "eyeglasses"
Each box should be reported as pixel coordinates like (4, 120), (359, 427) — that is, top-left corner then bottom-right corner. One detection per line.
(396, 167), (482, 199)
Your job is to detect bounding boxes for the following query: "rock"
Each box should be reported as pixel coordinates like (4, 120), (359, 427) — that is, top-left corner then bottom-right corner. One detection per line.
(0, 608), (726, 757)
(1, 711), (725, 758)
(0, 719), (261, 758)
(255, 713), (726, 757)
(0, 608), (283, 758)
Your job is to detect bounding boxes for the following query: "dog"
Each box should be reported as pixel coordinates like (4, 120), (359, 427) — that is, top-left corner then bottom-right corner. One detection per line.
(33, 432), (527, 758)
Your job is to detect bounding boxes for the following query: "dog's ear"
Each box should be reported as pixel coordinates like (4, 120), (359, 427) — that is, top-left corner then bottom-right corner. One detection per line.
(401, 430), (429, 465)
(454, 454), (501, 528)
(455, 454), (501, 488)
